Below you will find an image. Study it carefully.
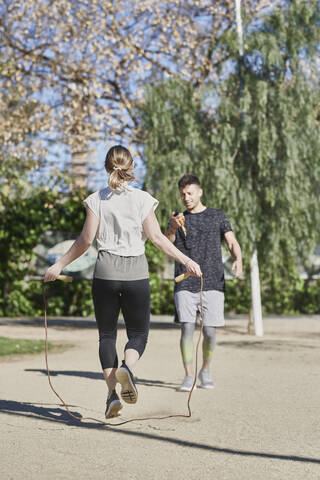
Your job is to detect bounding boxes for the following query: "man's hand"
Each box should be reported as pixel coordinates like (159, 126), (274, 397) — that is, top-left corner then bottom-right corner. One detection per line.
(232, 259), (243, 278)
(170, 211), (185, 230)
(165, 212), (185, 242)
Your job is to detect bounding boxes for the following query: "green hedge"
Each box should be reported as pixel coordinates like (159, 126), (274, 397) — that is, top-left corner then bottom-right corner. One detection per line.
(0, 189), (319, 317)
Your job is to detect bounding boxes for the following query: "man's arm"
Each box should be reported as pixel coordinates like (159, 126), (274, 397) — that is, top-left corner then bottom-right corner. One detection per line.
(165, 212), (184, 243)
(224, 231), (243, 278)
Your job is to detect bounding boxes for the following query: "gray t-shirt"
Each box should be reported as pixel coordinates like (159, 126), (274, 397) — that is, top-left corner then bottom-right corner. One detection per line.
(174, 208), (232, 293)
(84, 185), (158, 281)
(84, 186), (158, 256)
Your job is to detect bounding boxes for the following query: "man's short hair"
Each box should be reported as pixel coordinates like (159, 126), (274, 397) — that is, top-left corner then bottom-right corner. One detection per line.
(178, 174), (201, 189)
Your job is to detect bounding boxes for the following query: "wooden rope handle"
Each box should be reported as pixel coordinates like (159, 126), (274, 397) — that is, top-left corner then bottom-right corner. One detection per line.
(175, 272), (191, 283)
(57, 275), (73, 282)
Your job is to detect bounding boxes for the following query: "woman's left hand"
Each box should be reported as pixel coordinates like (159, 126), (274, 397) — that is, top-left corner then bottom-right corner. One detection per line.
(43, 264), (62, 283)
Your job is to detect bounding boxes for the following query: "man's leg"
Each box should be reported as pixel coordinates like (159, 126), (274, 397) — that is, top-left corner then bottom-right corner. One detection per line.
(177, 322), (196, 391)
(198, 326), (216, 389)
(175, 290), (198, 391)
(197, 289), (224, 388)
(180, 322), (195, 376)
(201, 326), (216, 371)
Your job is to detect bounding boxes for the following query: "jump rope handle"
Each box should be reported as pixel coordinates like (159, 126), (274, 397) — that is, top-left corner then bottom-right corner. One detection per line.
(57, 275), (73, 282)
(174, 211), (186, 236)
(175, 272), (191, 283)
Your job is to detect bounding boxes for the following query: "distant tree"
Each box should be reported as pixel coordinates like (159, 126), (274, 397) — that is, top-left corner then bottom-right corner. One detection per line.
(142, 1), (320, 321)
(0, 0), (282, 181)
(142, 79), (214, 226)
(0, 61), (51, 201)
(211, 0), (320, 267)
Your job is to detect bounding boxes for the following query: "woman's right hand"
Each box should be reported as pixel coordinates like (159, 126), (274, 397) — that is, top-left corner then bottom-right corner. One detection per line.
(43, 263), (62, 283)
(185, 259), (202, 277)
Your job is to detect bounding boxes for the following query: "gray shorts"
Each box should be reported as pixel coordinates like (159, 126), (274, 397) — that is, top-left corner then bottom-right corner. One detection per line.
(174, 289), (225, 327)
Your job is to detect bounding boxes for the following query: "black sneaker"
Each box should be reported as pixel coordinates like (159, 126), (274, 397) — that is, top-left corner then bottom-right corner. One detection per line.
(105, 390), (123, 419)
(115, 361), (138, 404)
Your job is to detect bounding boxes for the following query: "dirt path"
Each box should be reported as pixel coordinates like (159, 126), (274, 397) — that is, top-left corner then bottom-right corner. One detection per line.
(0, 316), (319, 480)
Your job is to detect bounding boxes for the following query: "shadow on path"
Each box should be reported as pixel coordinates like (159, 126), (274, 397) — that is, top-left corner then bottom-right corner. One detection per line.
(0, 399), (104, 429)
(25, 368), (104, 380)
(1, 398), (319, 465)
(25, 369), (178, 390)
(218, 340), (317, 350)
(135, 378), (178, 390)
(0, 318), (179, 330)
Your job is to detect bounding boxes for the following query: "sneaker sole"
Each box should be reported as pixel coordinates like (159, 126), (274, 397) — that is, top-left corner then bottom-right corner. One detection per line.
(105, 400), (123, 419)
(177, 385), (197, 392)
(198, 384), (214, 389)
(116, 368), (138, 404)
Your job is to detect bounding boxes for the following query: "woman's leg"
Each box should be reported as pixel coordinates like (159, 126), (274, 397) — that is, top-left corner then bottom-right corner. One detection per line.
(92, 278), (121, 392)
(120, 279), (150, 370)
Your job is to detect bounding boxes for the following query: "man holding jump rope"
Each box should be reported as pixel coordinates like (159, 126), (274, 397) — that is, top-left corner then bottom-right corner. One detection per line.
(166, 174), (243, 392)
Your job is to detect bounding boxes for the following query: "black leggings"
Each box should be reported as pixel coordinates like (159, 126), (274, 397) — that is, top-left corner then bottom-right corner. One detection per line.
(92, 278), (150, 369)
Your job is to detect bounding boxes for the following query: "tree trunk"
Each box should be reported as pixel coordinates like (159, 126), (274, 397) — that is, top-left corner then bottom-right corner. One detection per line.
(71, 149), (88, 190)
(250, 248), (263, 336)
(248, 304), (254, 335)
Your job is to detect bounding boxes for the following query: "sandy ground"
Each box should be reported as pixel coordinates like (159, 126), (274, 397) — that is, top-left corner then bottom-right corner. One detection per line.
(0, 315), (319, 480)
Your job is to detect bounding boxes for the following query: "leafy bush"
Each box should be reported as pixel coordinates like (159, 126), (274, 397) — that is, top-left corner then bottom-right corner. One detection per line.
(0, 189), (318, 317)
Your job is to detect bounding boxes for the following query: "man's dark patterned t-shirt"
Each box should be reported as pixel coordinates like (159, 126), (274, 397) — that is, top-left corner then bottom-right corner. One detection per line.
(174, 208), (232, 293)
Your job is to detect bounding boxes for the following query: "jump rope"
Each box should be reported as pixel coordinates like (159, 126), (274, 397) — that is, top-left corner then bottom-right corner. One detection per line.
(42, 216), (203, 426)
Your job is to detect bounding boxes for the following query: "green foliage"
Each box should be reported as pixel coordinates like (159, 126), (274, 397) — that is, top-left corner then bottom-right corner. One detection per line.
(145, 240), (175, 315)
(149, 273), (175, 315)
(0, 186), (317, 316)
(142, 1), (320, 275)
(259, 269), (320, 315)
(0, 189), (175, 317)
(225, 279), (251, 314)
(211, 0), (320, 265)
(225, 273), (320, 315)
(0, 188), (90, 317)
(142, 79), (214, 228)
(1, 2), (319, 317)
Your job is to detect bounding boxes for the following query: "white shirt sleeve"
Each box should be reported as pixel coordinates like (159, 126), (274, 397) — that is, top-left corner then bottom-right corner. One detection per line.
(83, 191), (100, 219)
(140, 191), (159, 222)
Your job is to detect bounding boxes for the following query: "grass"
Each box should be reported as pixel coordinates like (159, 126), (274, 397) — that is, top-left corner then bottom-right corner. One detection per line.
(0, 336), (64, 356)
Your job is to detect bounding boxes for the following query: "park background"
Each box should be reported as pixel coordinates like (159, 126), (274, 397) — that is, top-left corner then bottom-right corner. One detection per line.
(1, 3), (320, 479)
(0, 0), (319, 324)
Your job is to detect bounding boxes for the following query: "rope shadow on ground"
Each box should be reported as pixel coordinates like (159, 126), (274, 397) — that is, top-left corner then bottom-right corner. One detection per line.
(1, 399), (320, 465)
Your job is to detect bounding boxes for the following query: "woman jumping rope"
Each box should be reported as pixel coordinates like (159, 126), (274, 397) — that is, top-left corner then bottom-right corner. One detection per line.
(44, 145), (202, 418)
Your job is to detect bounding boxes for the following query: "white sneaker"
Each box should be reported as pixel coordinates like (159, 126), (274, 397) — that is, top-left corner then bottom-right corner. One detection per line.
(177, 375), (197, 392)
(198, 369), (214, 389)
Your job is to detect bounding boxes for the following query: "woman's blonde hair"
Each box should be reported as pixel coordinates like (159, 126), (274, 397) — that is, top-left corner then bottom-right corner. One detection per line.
(105, 145), (136, 190)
